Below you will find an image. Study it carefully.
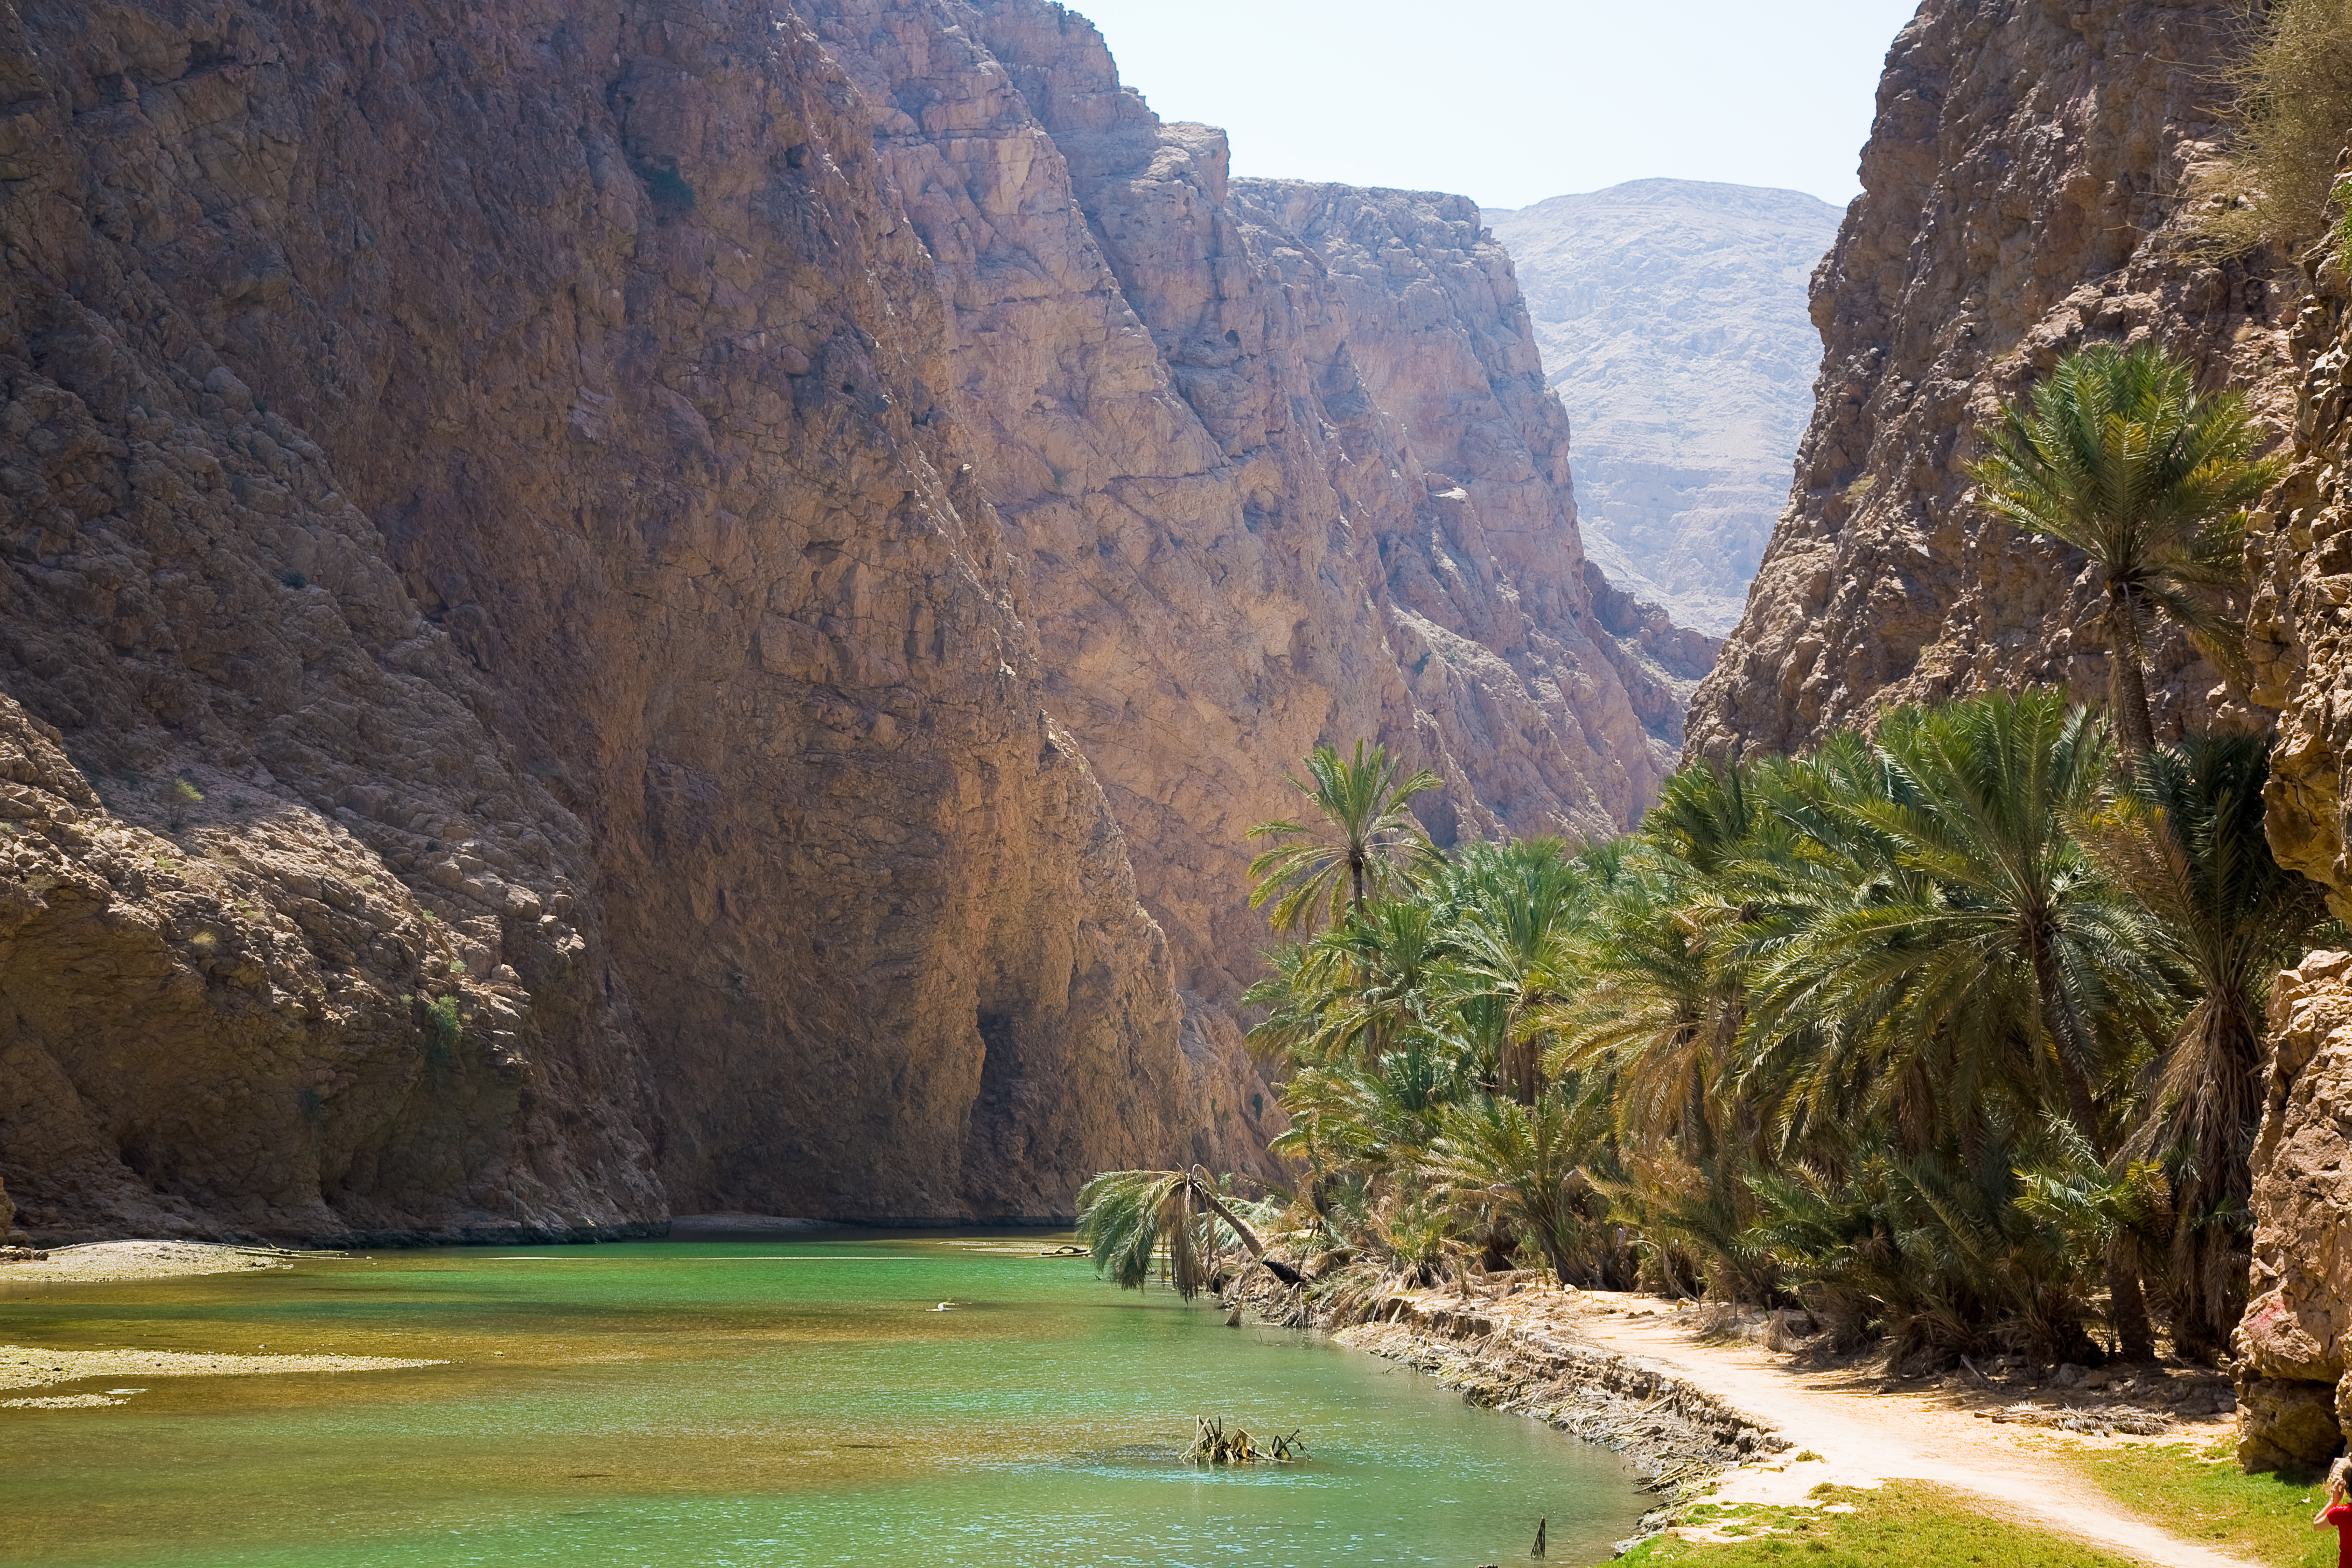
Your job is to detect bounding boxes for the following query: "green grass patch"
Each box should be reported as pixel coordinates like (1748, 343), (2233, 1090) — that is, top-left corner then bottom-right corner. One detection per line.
(1619, 1483), (2138, 1566)
(2070, 1436), (2334, 1568)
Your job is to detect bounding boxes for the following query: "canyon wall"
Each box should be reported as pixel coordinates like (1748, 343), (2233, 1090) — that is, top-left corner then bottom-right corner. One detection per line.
(1685, 0), (2287, 760)
(1664, 0), (2352, 1472)
(795, 0), (1695, 1081)
(2234, 259), (2352, 1471)
(0, 0), (1678, 1238)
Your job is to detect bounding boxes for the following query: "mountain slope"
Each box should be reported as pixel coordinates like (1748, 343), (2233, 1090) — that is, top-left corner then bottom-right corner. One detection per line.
(1683, 0), (2286, 760)
(1488, 180), (1843, 635)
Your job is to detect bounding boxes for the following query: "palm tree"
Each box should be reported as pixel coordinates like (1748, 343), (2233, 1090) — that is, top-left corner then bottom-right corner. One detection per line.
(1751, 692), (2171, 1356)
(1296, 898), (1461, 1068)
(1443, 838), (1586, 1102)
(1075, 1167), (1304, 1298)
(1247, 740), (1443, 934)
(1423, 1087), (1605, 1288)
(2082, 733), (2328, 1357)
(1968, 340), (2281, 759)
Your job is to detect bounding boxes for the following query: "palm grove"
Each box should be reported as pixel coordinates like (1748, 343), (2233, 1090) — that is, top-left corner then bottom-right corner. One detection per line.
(1079, 339), (2332, 1373)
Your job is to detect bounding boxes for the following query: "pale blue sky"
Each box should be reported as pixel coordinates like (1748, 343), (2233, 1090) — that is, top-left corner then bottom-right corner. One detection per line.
(1060, 0), (1922, 211)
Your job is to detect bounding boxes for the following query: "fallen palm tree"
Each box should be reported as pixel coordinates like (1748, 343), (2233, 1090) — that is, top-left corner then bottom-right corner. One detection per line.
(1075, 1166), (1303, 1298)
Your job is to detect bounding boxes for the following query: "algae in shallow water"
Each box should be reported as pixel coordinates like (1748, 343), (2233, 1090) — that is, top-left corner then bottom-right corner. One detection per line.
(2, 1236), (1645, 1567)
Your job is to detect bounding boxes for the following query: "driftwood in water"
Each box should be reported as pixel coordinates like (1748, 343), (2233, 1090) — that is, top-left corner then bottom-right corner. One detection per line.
(1181, 1415), (1306, 1465)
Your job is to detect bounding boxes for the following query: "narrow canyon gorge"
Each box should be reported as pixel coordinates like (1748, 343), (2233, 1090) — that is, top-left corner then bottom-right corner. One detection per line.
(0, 0), (1698, 1241)
(12, 0), (2352, 1490)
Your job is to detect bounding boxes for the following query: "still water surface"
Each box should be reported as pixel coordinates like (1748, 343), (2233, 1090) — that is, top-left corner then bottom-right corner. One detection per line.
(5, 1235), (1643, 1566)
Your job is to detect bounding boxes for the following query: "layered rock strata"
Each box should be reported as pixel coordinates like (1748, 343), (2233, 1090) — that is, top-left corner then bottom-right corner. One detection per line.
(1, 0), (1679, 1236)
(1685, 0), (2291, 759)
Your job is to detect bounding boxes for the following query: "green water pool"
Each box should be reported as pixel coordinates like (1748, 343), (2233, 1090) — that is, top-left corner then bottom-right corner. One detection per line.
(3, 1234), (1644, 1566)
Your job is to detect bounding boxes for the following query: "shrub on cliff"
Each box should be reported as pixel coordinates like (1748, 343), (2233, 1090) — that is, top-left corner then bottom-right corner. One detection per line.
(2189, 0), (2352, 255)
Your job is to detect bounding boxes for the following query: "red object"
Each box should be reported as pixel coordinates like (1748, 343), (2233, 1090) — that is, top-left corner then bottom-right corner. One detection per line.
(2328, 1501), (2352, 1568)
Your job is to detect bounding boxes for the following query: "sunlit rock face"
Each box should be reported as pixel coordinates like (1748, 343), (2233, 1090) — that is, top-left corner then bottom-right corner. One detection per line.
(1488, 180), (1843, 637)
(806, 0), (1695, 1089)
(0, 0), (1686, 1236)
(2236, 258), (2352, 1470)
(1683, 0), (2288, 764)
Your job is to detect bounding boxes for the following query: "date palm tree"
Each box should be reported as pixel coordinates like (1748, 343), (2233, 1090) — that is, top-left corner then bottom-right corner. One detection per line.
(1968, 341), (2281, 758)
(1423, 1086), (1605, 1289)
(1740, 692), (2169, 1355)
(1075, 1167), (1303, 1298)
(1247, 741), (1442, 934)
(2083, 733), (2329, 1357)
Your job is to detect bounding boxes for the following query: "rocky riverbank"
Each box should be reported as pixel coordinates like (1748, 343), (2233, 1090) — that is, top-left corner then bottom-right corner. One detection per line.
(1337, 1291), (1787, 1541)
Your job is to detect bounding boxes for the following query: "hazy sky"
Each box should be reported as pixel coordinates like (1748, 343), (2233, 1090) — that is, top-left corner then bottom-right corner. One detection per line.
(1060, 0), (1922, 211)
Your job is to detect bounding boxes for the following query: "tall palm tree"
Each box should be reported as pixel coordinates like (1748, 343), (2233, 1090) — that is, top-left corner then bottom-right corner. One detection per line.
(1968, 340), (2281, 759)
(2083, 733), (2328, 1357)
(1444, 838), (1585, 1103)
(1753, 692), (2171, 1356)
(1247, 740), (1443, 934)
(1076, 1166), (1304, 1298)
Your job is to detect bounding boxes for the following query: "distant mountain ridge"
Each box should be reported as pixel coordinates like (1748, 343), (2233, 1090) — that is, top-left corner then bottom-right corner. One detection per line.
(1487, 180), (1843, 634)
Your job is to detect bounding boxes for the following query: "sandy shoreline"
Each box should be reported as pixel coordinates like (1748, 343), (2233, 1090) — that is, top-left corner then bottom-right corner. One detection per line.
(1, 1343), (447, 1405)
(0, 1239), (320, 1285)
(1, 1241), (447, 1408)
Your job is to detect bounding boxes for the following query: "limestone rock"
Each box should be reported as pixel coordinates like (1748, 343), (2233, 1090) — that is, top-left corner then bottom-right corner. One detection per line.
(1487, 181), (1845, 635)
(0, 0), (1194, 1233)
(0, 0), (1687, 1235)
(2236, 267), (2352, 1462)
(807, 0), (1691, 1035)
(1686, 0), (2290, 760)
(2235, 1376), (2344, 1474)
(2239, 954), (2352, 1396)
(2228, 228), (2352, 1472)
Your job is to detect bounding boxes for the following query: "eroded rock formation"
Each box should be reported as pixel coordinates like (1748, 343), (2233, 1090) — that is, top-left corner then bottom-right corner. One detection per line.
(1685, 0), (2290, 759)
(1, 0), (1677, 1237)
(2234, 256), (2352, 1470)
(795, 0), (1692, 1044)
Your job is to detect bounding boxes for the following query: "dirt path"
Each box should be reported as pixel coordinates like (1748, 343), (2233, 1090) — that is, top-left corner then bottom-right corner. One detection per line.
(1559, 1293), (2256, 1567)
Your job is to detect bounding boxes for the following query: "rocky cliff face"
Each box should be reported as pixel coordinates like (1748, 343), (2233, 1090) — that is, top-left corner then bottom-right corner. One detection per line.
(0, 0), (1677, 1238)
(1685, 0), (2290, 759)
(801, 0), (1690, 1054)
(1488, 181), (1844, 635)
(0, 0), (1212, 1236)
(2233, 256), (2352, 1471)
